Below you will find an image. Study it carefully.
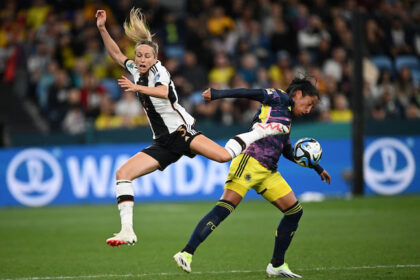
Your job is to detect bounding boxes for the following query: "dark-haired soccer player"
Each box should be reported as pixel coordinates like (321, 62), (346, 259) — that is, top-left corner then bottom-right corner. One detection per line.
(174, 77), (331, 278)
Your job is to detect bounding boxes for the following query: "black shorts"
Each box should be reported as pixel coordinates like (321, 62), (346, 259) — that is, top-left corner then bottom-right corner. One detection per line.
(142, 124), (202, 170)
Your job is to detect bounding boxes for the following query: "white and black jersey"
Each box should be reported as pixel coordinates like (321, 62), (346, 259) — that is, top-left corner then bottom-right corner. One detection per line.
(124, 59), (196, 139)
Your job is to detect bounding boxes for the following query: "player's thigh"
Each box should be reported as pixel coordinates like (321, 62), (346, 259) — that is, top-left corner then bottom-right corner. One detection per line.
(190, 134), (231, 162)
(271, 191), (298, 211)
(220, 189), (243, 206)
(116, 152), (160, 180)
(256, 172), (295, 208)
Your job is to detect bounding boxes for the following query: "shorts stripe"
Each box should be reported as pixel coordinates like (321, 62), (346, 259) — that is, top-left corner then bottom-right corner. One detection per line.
(185, 124), (197, 135)
(234, 154), (250, 177)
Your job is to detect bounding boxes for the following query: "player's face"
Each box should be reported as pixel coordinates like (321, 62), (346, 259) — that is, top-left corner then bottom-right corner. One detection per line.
(292, 90), (318, 116)
(135, 45), (157, 74)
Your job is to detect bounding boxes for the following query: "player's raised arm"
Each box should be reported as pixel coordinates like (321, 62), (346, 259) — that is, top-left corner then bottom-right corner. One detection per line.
(202, 88), (266, 102)
(96, 10), (127, 68)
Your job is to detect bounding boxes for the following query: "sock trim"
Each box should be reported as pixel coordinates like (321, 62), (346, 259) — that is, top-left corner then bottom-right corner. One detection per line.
(116, 180), (132, 185)
(117, 195), (134, 204)
(233, 136), (246, 150)
(283, 202), (302, 215)
(216, 201), (235, 213)
(216, 199), (236, 213)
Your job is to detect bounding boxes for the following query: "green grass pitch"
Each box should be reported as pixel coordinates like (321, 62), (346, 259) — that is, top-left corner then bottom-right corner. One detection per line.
(0, 195), (419, 280)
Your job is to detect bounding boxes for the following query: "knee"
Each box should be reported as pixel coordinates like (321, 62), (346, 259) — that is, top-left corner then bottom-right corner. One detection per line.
(216, 151), (232, 163)
(116, 167), (130, 181)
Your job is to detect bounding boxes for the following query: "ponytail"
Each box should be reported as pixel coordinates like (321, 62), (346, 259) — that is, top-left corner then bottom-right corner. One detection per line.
(124, 8), (159, 57)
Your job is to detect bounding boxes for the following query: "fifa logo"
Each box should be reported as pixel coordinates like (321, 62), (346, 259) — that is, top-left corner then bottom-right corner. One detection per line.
(364, 138), (415, 195)
(6, 148), (63, 207)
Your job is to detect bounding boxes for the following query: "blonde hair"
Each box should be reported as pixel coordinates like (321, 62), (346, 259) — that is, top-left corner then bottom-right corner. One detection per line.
(124, 8), (159, 57)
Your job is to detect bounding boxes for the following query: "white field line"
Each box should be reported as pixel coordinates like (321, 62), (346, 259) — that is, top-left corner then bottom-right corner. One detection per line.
(1, 264), (419, 280)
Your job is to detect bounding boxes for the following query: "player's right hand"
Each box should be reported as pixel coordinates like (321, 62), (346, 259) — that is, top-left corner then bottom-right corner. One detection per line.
(96, 10), (106, 28)
(202, 88), (211, 100)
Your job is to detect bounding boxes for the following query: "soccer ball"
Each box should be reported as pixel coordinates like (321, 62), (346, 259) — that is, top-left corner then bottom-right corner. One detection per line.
(293, 138), (322, 167)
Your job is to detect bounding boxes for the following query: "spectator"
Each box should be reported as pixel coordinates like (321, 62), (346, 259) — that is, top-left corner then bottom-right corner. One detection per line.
(238, 53), (259, 85)
(62, 88), (86, 134)
(181, 50), (208, 92)
(405, 102), (420, 119)
(297, 15), (330, 52)
(208, 52), (235, 87)
(330, 93), (353, 122)
(207, 6), (235, 36)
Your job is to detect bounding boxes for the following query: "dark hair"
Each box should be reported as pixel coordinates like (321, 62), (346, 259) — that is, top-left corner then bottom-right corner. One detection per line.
(285, 77), (319, 99)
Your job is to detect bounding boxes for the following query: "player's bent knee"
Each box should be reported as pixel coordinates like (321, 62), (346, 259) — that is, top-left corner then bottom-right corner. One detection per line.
(116, 167), (132, 181)
(217, 151), (233, 163)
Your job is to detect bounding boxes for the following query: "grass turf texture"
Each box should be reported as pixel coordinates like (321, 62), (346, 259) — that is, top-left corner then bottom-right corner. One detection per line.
(0, 195), (419, 280)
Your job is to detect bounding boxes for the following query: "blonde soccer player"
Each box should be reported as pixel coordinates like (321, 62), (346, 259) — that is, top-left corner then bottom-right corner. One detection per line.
(96, 9), (289, 247)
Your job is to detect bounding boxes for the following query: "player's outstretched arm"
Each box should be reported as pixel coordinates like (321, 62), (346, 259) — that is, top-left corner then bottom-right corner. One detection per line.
(96, 10), (127, 68)
(202, 88), (265, 102)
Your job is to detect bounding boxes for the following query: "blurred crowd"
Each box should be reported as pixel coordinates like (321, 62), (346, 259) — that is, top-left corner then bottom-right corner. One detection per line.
(1, 0), (420, 134)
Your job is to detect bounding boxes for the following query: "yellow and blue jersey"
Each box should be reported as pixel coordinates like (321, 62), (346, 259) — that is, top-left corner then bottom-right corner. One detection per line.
(211, 87), (295, 171)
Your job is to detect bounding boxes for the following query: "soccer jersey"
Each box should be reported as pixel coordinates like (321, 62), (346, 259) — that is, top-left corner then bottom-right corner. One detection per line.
(246, 89), (293, 171)
(124, 59), (195, 139)
(211, 88), (294, 171)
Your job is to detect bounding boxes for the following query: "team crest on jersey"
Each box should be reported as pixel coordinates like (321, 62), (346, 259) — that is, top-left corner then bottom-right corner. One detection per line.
(245, 173), (252, 181)
(127, 61), (136, 70)
(154, 73), (160, 83)
(265, 88), (276, 95)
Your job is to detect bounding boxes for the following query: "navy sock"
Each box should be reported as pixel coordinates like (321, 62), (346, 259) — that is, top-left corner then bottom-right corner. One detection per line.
(271, 201), (303, 267)
(182, 200), (236, 255)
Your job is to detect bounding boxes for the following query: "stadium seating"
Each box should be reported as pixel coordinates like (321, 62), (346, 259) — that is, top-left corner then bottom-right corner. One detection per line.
(395, 55), (420, 72)
(370, 55), (394, 76)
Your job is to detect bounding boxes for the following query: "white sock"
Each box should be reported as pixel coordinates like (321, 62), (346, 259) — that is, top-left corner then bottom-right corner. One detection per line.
(237, 129), (265, 145)
(224, 128), (263, 159)
(116, 180), (134, 230)
(119, 202), (134, 230)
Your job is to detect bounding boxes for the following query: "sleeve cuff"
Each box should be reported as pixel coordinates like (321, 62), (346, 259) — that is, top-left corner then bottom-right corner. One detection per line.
(123, 59), (130, 69)
(313, 164), (324, 174)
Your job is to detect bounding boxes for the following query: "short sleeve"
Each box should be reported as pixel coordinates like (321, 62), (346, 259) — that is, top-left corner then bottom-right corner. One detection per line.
(124, 59), (140, 82)
(153, 65), (170, 87)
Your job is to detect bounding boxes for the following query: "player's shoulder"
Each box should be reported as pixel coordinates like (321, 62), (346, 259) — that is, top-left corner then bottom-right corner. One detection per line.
(125, 59), (138, 71)
(149, 61), (169, 78)
(152, 60), (166, 74)
(263, 88), (291, 103)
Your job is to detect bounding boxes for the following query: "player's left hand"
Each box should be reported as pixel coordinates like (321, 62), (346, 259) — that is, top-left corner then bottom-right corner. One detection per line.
(320, 170), (331, 184)
(118, 76), (138, 93)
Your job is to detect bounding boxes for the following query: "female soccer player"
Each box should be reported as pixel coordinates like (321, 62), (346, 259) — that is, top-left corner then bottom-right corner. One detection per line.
(174, 77), (331, 278)
(96, 9), (289, 247)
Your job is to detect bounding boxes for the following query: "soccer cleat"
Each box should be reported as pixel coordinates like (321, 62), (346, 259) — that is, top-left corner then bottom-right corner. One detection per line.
(106, 228), (137, 247)
(252, 122), (290, 137)
(173, 251), (193, 273)
(266, 263), (302, 278)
